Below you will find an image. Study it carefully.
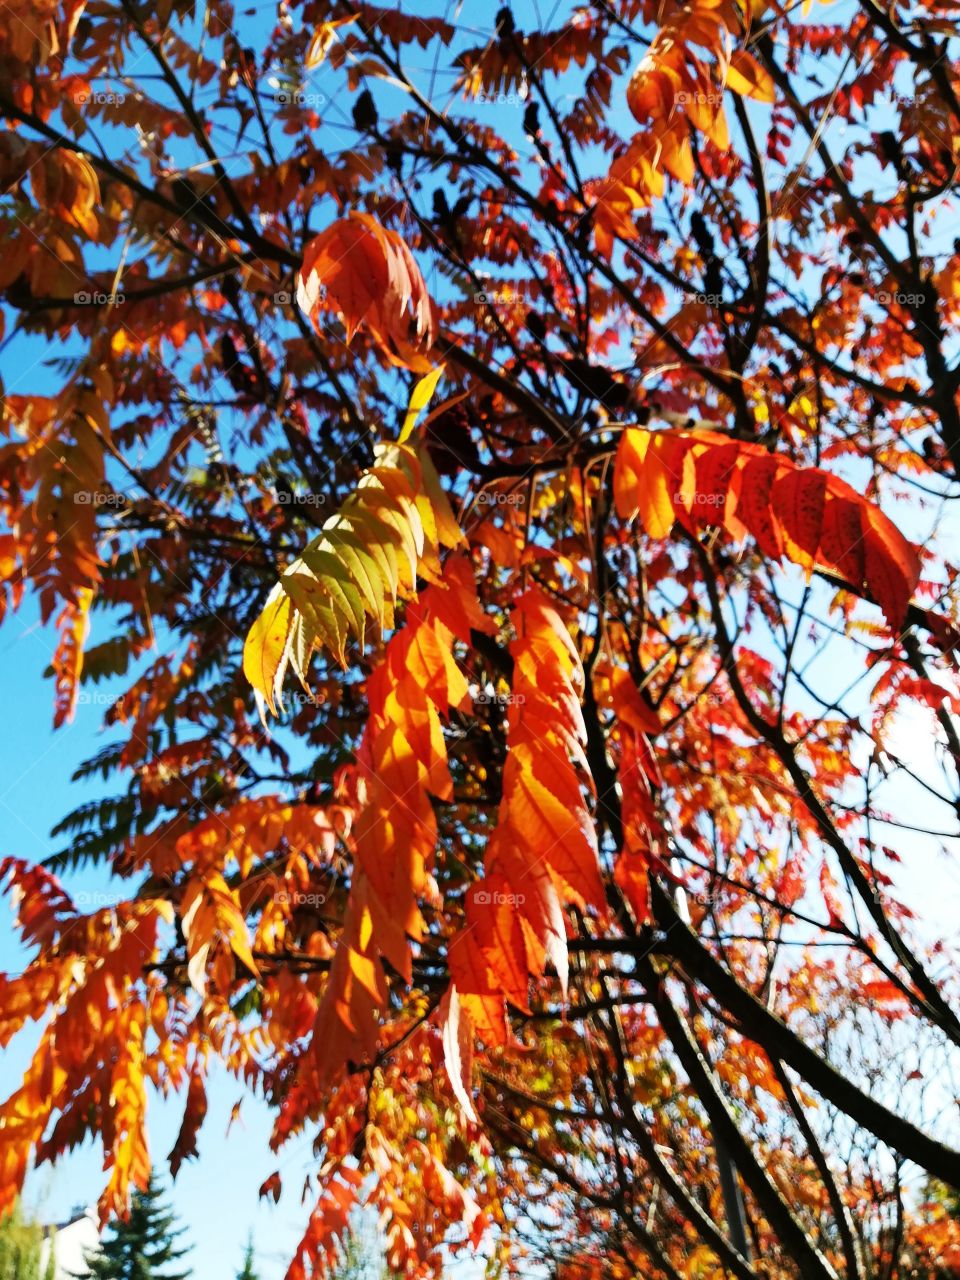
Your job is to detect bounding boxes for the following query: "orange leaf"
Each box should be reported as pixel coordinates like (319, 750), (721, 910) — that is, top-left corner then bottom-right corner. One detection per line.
(862, 507), (921, 627)
(614, 429), (919, 627)
(298, 212), (439, 371)
(465, 877), (530, 1012)
(180, 871), (260, 995)
(168, 1059), (207, 1179)
(51, 587), (92, 728)
(440, 984), (478, 1123)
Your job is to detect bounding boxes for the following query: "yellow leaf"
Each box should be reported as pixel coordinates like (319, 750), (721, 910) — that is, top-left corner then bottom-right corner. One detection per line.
(244, 443), (463, 714)
(304, 15), (358, 69)
(242, 586), (291, 718)
(181, 872), (259, 995)
(639, 440), (675, 539)
(725, 49), (775, 103)
(614, 430), (675, 538)
(399, 364), (445, 442)
(417, 444), (464, 550)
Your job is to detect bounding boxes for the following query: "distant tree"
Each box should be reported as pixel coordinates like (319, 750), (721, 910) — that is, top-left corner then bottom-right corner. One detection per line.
(0, 1204), (54, 1280)
(328, 1219), (391, 1280)
(235, 1235), (257, 1280)
(79, 1180), (189, 1280)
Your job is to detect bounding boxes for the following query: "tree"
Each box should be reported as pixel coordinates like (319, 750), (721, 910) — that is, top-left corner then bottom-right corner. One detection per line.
(1, 1), (960, 1278)
(78, 1180), (189, 1280)
(328, 1219), (392, 1280)
(235, 1235), (257, 1280)
(0, 1205), (54, 1280)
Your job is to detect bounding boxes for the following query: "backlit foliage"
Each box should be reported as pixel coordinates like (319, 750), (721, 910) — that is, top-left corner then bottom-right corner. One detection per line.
(2, 1), (960, 1278)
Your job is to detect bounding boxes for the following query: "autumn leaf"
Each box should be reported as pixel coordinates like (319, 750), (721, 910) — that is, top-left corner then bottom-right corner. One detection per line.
(614, 427), (920, 626)
(180, 871), (260, 995)
(440, 984), (478, 1123)
(298, 213), (439, 371)
(465, 875), (530, 1013)
(304, 15), (357, 69)
(399, 364), (445, 442)
(242, 588), (292, 718)
(244, 440), (463, 716)
(725, 50), (775, 102)
(169, 1057), (207, 1179)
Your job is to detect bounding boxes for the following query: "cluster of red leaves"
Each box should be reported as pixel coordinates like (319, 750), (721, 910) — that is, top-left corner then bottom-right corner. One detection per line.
(615, 428), (921, 626)
(298, 213), (439, 372)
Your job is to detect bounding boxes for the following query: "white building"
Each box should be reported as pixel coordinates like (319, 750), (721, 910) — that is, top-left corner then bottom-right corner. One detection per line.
(39, 1208), (100, 1280)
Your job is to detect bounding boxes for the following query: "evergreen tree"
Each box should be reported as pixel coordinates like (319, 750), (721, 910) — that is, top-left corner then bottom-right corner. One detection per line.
(0, 1204), (55, 1280)
(235, 1235), (257, 1280)
(77, 1179), (190, 1280)
(328, 1219), (392, 1280)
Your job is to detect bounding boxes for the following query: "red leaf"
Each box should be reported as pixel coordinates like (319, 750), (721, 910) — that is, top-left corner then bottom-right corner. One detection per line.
(465, 875), (530, 1012)
(259, 1171), (282, 1203)
(693, 440), (740, 528)
(862, 510), (920, 628)
(614, 429), (920, 627)
(819, 495), (866, 588)
(777, 851), (807, 909)
(773, 467), (827, 563)
(298, 212), (438, 371)
(734, 453), (784, 559)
